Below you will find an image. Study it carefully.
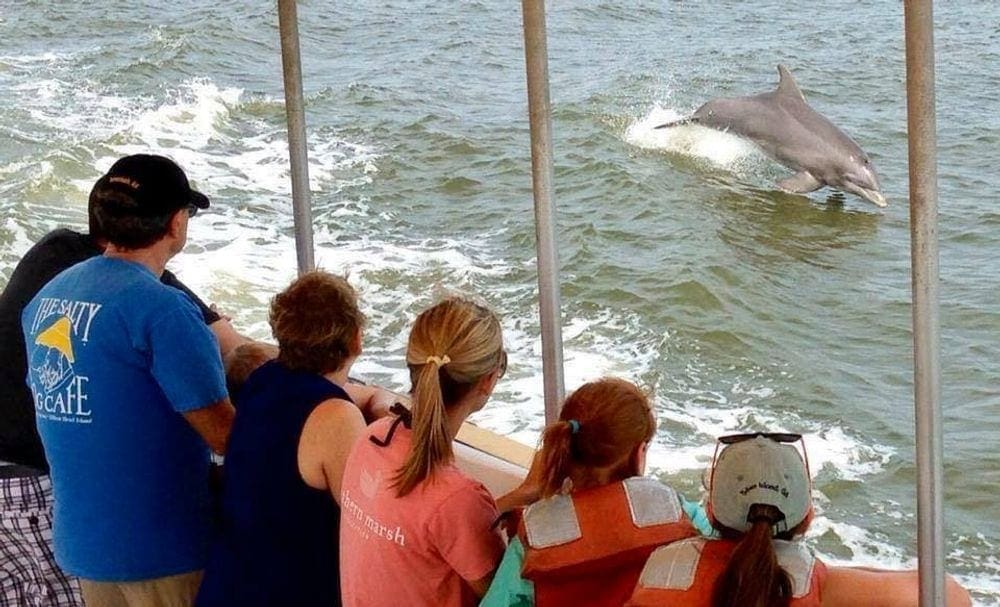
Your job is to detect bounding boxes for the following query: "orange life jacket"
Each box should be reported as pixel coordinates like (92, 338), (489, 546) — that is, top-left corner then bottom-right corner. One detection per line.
(518, 477), (698, 607)
(627, 536), (828, 607)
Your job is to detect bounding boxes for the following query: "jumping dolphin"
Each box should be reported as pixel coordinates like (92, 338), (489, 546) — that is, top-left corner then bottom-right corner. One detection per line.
(655, 65), (886, 207)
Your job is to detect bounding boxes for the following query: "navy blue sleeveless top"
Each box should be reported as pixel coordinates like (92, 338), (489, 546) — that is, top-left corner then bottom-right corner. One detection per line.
(196, 360), (352, 607)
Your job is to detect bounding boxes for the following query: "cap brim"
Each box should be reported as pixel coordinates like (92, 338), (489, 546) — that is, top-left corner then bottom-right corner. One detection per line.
(190, 190), (210, 209)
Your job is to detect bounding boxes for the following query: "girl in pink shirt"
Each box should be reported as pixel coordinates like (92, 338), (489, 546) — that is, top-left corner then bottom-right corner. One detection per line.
(339, 297), (509, 607)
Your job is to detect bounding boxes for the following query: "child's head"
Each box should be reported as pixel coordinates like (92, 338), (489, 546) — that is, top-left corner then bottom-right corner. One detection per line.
(269, 270), (365, 375)
(536, 377), (655, 498)
(224, 340), (279, 396)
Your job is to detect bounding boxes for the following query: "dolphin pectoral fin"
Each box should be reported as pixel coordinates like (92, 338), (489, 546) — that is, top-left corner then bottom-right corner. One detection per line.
(777, 171), (823, 194)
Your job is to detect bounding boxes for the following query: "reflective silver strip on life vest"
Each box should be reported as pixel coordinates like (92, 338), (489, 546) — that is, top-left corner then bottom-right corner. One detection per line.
(623, 477), (683, 527)
(773, 540), (816, 597)
(637, 536), (706, 590)
(524, 494), (582, 549)
(638, 538), (816, 595)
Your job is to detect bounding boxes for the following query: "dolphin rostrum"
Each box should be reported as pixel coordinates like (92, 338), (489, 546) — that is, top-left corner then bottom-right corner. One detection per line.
(655, 65), (886, 207)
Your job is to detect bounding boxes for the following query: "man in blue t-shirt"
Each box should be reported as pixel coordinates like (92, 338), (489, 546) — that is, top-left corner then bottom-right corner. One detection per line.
(21, 154), (236, 606)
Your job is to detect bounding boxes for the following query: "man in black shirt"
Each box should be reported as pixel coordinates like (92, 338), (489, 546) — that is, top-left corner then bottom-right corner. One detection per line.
(0, 182), (245, 606)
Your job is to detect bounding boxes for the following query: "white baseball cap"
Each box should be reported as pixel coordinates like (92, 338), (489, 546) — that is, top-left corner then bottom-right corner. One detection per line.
(709, 434), (811, 534)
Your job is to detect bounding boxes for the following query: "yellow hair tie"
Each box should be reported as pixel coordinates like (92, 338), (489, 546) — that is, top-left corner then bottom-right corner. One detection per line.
(425, 355), (451, 367)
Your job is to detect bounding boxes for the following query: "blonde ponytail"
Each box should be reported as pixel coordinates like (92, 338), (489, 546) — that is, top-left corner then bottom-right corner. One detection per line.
(393, 361), (452, 496)
(392, 297), (504, 497)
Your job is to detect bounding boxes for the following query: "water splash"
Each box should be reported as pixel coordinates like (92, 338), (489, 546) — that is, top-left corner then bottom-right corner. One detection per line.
(624, 105), (769, 171)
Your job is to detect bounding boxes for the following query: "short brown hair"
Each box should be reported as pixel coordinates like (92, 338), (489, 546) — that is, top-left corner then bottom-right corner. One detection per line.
(269, 271), (365, 374)
(224, 341), (279, 395)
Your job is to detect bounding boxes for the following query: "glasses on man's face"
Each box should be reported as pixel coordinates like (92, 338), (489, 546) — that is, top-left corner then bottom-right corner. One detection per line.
(186, 204), (199, 217)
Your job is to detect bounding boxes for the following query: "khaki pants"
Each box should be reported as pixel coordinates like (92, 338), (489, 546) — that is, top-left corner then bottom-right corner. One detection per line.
(79, 570), (203, 607)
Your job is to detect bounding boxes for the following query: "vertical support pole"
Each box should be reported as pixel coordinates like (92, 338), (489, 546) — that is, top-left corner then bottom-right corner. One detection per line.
(520, 0), (565, 423)
(277, 0), (315, 274)
(903, 1), (944, 605)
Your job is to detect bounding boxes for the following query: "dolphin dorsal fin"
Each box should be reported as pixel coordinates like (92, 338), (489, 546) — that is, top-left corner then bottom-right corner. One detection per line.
(776, 65), (806, 103)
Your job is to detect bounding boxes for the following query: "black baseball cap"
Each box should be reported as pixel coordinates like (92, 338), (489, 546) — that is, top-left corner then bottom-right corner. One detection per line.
(91, 154), (210, 217)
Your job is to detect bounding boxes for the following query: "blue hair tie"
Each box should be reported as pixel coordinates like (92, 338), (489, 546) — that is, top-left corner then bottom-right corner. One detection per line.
(568, 419), (581, 435)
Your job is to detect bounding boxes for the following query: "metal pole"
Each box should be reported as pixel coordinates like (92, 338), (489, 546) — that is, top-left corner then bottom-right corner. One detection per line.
(903, 1), (944, 605)
(520, 0), (565, 423)
(277, 0), (315, 274)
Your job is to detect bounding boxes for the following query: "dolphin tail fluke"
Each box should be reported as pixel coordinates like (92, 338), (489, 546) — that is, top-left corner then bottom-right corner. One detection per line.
(653, 117), (697, 130)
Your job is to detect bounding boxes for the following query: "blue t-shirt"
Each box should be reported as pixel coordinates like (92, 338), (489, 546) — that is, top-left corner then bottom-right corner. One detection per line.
(21, 256), (228, 581)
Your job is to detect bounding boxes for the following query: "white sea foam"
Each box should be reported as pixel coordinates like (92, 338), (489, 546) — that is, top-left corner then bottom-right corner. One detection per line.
(85, 80), (383, 203)
(808, 517), (913, 567)
(129, 80), (242, 150)
(2, 78), (632, 431)
(647, 407), (894, 483)
(10, 77), (135, 144)
(0, 51), (74, 67)
(624, 105), (768, 171)
(1, 217), (35, 259)
(627, 351), (896, 483)
(951, 534), (1000, 603)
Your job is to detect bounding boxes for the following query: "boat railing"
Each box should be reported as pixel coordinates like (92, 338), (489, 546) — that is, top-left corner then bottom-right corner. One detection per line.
(520, 0), (566, 422)
(277, 0), (316, 274)
(903, 1), (944, 604)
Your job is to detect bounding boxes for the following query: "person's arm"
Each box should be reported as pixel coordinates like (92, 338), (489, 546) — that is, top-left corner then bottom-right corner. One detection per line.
(297, 398), (367, 505)
(148, 300), (232, 453)
(822, 567), (971, 607)
(495, 450), (544, 514)
(679, 494), (717, 537)
(182, 399), (236, 455)
(210, 317), (248, 357)
(495, 485), (539, 516)
(343, 382), (404, 423)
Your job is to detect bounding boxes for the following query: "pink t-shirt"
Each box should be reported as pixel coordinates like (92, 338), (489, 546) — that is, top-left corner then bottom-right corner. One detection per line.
(339, 417), (505, 607)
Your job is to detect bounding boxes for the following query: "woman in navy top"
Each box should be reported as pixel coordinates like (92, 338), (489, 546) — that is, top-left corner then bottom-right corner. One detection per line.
(196, 271), (394, 607)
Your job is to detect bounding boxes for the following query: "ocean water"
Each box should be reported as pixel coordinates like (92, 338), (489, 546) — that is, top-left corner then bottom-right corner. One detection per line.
(1, 1), (998, 602)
